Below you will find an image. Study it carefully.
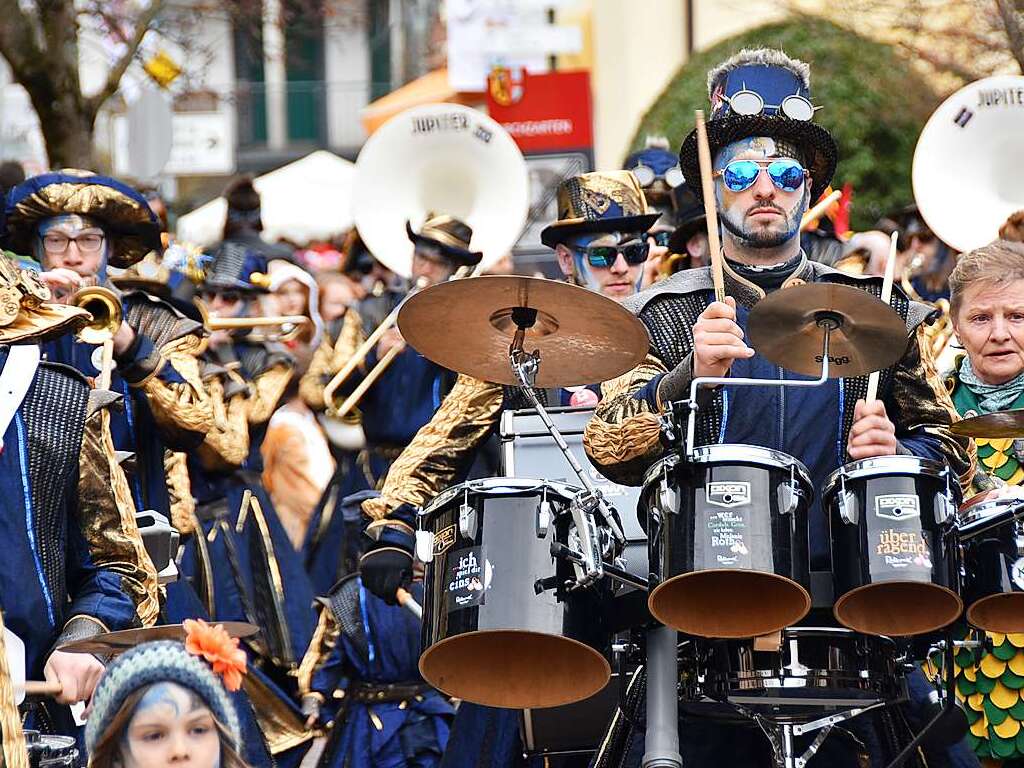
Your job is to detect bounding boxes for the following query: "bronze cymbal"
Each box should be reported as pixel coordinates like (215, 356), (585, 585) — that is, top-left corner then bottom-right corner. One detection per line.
(57, 622), (259, 655)
(747, 283), (908, 378)
(950, 410), (1024, 438)
(397, 276), (650, 387)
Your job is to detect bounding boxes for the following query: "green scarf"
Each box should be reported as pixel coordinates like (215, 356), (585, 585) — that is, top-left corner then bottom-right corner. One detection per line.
(958, 356), (1024, 414)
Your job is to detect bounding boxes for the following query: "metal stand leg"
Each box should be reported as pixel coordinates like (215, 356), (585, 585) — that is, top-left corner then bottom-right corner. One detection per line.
(643, 625), (682, 768)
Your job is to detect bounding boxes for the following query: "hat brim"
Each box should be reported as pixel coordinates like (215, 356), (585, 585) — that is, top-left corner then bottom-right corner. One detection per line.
(540, 213), (662, 248)
(679, 115), (837, 205)
(405, 222), (482, 267)
(667, 215), (707, 255)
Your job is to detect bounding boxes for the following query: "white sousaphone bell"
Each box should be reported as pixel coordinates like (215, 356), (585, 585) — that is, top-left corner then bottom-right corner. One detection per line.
(912, 74), (1024, 254)
(352, 103), (530, 277)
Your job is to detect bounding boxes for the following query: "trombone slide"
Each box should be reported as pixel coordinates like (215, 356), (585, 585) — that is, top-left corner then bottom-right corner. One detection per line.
(330, 343), (403, 420)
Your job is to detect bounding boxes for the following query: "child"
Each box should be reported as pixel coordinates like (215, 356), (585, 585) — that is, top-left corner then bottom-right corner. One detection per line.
(86, 620), (249, 768)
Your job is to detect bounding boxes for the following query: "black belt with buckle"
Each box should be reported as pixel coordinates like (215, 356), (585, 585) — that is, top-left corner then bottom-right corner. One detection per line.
(347, 680), (430, 704)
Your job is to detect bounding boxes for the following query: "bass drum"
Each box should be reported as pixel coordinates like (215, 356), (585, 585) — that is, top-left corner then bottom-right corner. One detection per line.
(642, 446), (813, 639)
(825, 456), (961, 637)
(419, 478), (612, 709)
(959, 494), (1024, 632)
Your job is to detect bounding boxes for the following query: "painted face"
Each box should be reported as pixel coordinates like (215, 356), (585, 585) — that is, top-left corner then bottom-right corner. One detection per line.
(36, 215), (109, 279)
(713, 137), (810, 250)
(274, 279), (308, 317)
(953, 279), (1024, 385)
(556, 232), (646, 301)
(120, 682), (222, 768)
(411, 245), (456, 286)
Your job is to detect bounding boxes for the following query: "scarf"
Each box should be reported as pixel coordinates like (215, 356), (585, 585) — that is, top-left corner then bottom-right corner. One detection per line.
(958, 355), (1024, 413)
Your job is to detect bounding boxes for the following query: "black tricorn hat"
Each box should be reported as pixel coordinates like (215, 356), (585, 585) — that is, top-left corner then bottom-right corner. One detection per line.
(406, 213), (482, 267)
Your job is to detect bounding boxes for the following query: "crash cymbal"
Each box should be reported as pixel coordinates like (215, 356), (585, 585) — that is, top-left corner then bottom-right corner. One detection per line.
(747, 283), (907, 378)
(397, 276), (650, 387)
(57, 622), (258, 655)
(950, 410), (1024, 438)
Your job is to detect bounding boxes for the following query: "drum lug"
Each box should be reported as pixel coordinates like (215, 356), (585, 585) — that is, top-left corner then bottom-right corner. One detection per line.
(458, 503), (478, 540)
(658, 476), (678, 516)
(838, 490), (858, 526)
(536, 500), (552, 539)
(778, 483), (801, 516)
(415, 530), (435, 563)
(934, 491), (955, 526)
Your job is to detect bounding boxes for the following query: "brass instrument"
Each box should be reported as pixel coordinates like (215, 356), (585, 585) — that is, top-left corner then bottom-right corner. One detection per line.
(900, 254), (957, 365)
(205, 314), (310, 343)
(73, 286), (123, 390)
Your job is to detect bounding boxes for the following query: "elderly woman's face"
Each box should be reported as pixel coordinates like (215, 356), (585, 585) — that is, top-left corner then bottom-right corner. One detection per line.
(954, 279), (1024, 385)
(121, 682), (221, 768)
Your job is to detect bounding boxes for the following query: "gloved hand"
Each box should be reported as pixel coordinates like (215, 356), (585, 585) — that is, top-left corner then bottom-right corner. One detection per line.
(359, 524), (414, 605)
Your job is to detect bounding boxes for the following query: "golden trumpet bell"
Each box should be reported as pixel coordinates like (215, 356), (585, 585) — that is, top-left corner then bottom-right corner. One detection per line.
(73, 286), (123, 345)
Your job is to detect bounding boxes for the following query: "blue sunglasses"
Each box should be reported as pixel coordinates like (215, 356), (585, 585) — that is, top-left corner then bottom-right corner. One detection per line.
(714, 158), (808, 193)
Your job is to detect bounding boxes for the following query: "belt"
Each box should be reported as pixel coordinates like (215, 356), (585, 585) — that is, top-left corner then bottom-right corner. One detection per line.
(347, 681), (430, 704)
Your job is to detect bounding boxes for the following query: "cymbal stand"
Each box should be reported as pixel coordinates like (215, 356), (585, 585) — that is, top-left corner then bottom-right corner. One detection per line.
(507, 307), (631, 591)
(681, 314), (838, 459)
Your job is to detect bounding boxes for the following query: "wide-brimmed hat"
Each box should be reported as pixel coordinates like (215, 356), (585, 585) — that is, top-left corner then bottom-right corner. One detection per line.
(667, 182), (708, 254)
(540, 171), (661, 248)
(3, 170), (161, 268)
(406, 214), (482, 267)
(678, 49), (837, 205)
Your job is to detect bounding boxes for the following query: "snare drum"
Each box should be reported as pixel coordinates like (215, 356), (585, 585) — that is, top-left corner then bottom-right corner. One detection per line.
(23, 731), (78, 767)
(959, 494), (1024, 632)
(641, 446), (813, 639)
(418, 478), (612, 709)
(825, 456), (961, 636)
(683, 627), (903, 718)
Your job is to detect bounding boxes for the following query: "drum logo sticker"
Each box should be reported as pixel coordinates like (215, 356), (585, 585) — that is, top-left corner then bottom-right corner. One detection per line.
(706, 482), (751, 508)
(875, 529), (932, 569)
(446, 546), (491, 612)
(433, 525), (456, 557)
(875, 494), (920, 521)
(707, 510), (750, 567)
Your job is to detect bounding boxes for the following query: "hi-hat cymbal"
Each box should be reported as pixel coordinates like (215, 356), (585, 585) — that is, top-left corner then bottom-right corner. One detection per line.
(397, 276), (650, 387)
(950, 410), (1024, 438)
(58, 622), (258, 655)
(747, 283), (908, 378)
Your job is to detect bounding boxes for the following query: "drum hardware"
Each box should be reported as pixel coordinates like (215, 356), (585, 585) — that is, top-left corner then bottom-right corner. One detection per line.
(957, 496), (1024, 631)
(644, 625), (682, 768)
(57, 622), (258, 655)
(395, 587), (423, 620)
(23, 730), (78, 767)
(548, 541), (649, 592)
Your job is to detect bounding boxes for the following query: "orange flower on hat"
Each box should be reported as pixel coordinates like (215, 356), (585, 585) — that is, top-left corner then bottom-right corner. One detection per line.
(183, 619), (247, 692)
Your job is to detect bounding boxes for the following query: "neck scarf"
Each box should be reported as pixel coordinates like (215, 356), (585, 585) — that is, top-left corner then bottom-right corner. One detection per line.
(958, 355), (1024, 413)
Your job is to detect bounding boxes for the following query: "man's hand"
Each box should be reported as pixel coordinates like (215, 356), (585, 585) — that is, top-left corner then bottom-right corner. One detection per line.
(376, 327), (406, 359)
(38, 269), (82, 303)
(847, 398), (899, 459)
(43, 650), (104, 705)
(692, 297), (754, 379)
(112, 320), (137, 356)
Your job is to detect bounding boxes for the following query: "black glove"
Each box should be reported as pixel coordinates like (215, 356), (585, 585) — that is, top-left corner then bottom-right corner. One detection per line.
(359, 525), (414, 605)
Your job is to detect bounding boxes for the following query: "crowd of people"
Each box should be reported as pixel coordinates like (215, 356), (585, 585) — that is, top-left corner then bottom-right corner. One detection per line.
(1, 44), (1024, 768)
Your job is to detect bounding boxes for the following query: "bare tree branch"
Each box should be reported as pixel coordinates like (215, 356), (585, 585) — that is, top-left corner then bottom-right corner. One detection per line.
(0, 0), (44, 77)
(87, 0), (168, 116)
(995, 0), (1024, 71)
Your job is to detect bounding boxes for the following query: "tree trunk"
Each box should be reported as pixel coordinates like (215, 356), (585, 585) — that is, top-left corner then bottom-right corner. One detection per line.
(32, 89), (97, 169)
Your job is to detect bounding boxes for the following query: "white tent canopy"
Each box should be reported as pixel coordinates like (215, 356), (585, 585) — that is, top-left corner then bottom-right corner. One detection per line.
(175, 150), (355, 247)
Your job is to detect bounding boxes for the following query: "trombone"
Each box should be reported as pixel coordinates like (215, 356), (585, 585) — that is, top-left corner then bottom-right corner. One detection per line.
(193, 299), (311, 344)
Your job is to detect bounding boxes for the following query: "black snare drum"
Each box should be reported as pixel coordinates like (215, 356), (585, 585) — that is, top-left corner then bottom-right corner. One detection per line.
(682, 627), (904, 719)
(641, 446), (813, 638)
(418, 478), (612, 709)
(825, 456), (961, 636)
(959, 495), (1024, 633)
(24, 731), (78, 767)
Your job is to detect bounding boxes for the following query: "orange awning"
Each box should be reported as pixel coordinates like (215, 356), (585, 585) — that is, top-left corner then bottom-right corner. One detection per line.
(360, 68), (484, 136)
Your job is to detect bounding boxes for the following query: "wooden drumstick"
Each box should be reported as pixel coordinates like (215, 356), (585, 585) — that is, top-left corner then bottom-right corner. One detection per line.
(695, 110), (725, 303)
(865, 231), (899, 402)
(799, 189), (842, 233)
(395, 587), (423, 620)
(19, 681), (63, 698)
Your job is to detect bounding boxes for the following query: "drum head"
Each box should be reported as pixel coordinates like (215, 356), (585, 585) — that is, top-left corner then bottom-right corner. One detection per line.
(834, 582), (962, 636)
(419, 630), (610, 708)
(648, 570), (811, 639)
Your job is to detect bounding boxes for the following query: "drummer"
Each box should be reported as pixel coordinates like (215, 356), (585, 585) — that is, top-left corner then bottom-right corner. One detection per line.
(945, 237), (1024, 762)
(583, 48), (974, 767)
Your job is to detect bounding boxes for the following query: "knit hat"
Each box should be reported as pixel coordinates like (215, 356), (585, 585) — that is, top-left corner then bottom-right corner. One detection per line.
(85, 628), (245, 753)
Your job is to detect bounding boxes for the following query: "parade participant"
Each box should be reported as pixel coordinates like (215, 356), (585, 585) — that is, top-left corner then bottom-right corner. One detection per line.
(343, 171), (657, 768)
(582, 48), (972, 767)
(665, 181), (710, 274)
(625, 137), (684, 287)
(3, 170), (214, 526)
(217, 176), (293, 264)
(882, 203), (956, 302)
(86, 622), (249, 768)
(267, 258), (324, 354)
(0, 259), (158, 730)
(942, 239), (1024, 763)
(317, 271), (356, 324)
(299, 217), (482, 594)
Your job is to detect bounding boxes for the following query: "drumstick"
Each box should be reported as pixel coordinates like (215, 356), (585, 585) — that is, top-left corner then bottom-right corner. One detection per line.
(865, 231), (899, 403)
(18, 681), (63, 698)
(799, 189), (842, 233)
(396, 587), (423, 620)
(695, 110), (725, 303)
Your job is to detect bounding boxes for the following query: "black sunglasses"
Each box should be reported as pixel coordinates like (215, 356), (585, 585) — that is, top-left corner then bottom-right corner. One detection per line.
(571, 241), (650, 268)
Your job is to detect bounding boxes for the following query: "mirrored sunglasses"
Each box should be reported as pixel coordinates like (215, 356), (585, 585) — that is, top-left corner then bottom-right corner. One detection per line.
(714, 159), (808, 194)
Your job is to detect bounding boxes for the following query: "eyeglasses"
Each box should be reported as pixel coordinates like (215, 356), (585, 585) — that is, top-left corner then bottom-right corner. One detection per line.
(41, 232), (105, 254)
(572, 241), (650, 268)
(632, 164), (686, 189)
(202, 289), (243, 305)
(713, 159), (808, 193)
(722, 90), (818, 121)
(649, 231), (673, 247)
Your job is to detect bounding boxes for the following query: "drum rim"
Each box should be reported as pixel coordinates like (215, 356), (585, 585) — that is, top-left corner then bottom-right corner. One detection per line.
(961, 496), (1024, 523)
(641, 444), (813, 490)
(420, 477), (582, 517)
(822, 455), (947, 496)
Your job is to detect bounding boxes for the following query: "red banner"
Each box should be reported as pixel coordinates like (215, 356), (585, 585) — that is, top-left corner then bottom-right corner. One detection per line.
(486, 68), (593, 153)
